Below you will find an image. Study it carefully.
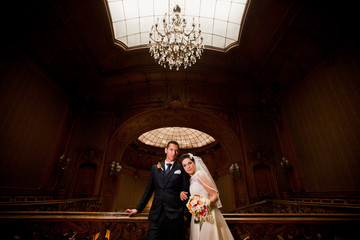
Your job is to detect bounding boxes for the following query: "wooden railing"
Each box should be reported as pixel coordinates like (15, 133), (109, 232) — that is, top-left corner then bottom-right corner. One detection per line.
(225, 213), (360, 240)
(1, 198), (360, 239)
(1, 211), (359, 240)
(232, 199), (360, 214)
(0, 198), (102, 212)
(281, 191), (360, 205)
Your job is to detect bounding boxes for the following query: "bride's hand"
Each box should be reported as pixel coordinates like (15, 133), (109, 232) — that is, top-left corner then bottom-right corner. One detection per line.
(180, 191), (188, 201)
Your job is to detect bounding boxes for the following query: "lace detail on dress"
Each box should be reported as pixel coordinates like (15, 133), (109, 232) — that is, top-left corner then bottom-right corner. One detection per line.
(190, 171), (210, 199)
(195, 171), (218, 192)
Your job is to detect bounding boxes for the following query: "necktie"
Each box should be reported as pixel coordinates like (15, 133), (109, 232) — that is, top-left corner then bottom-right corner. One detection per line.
(166, 163), (172, 175)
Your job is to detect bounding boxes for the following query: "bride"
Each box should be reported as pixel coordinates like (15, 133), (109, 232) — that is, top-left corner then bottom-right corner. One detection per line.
(179, 153), (234, 240)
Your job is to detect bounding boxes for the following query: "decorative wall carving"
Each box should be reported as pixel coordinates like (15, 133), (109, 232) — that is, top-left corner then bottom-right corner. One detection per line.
(160, 95), (193, 109)
(69, 146), (104, 199)
(246, 150), (280, 202)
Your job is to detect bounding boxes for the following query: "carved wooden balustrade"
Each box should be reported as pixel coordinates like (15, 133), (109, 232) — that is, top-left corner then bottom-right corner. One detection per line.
(0, 211), (359, 240)
(1, 199), (360, 239)
(232, 199), (360, 214)
(0, 212), (149, 240)
(225, 213), (360, 240)
(0, 198), (102, 212)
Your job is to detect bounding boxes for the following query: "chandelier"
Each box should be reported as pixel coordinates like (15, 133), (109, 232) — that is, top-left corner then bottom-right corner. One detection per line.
(149, 5), (204, 71)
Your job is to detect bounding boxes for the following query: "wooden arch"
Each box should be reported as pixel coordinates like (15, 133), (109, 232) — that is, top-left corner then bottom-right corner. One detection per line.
(107, 108), (249, 208)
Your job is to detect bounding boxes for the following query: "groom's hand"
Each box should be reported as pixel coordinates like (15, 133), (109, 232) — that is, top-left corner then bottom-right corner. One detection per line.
(180, 191), (188, 201)
(125, 208), (138, 217)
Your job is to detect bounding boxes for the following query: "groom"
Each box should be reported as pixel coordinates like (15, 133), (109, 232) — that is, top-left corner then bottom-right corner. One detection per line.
(125, 141), (189, 240)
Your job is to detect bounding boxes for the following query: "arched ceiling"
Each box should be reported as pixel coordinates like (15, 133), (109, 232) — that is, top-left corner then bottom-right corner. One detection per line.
(4, 0), (354, 111)
(109, 108), (242, 175)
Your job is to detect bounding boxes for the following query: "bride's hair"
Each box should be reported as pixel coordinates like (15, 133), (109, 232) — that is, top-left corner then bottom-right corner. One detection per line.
(179, 153), (195, 162)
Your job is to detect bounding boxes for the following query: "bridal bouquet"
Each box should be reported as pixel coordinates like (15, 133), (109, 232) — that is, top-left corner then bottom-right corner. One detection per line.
(186, 194), (213, 223)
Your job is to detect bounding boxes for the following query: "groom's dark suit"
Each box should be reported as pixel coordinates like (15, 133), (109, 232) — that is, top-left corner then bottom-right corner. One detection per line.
(135, 161), (189, 240)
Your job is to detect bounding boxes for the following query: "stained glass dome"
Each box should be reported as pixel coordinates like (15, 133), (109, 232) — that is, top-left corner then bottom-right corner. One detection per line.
(138, 127), (215, 149)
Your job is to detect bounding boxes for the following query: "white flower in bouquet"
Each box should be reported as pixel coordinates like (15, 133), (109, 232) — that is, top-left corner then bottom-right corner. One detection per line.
(186, 194), (213, 223)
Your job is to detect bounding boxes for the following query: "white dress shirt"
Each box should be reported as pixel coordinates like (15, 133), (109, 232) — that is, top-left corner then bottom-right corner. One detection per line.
(165, 161), (173, 171)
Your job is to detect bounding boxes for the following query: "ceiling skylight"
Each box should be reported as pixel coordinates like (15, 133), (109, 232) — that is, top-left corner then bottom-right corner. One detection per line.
(107, 0), (247, 51)
(138, 127), (215, 149)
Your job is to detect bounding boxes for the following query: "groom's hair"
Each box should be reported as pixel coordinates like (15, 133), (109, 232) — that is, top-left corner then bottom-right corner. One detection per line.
(166, 141), (179, 148)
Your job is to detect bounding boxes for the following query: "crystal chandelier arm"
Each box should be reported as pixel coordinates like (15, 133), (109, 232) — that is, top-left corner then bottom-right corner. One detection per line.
(182, 21), (193, 37)
(183, 23), (202, 41)
(150, 26), (166, 42)
(192, 32), (203, 42)
(163, 24), (171, 37)
(178, 25), (187, 44)
(156, 23), (167, 38)
(149, 33), (163, 44)
(162, 14), (170, 37)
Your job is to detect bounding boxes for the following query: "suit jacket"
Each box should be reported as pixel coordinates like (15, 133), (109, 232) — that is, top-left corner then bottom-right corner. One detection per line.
(136, 161), (190, 221)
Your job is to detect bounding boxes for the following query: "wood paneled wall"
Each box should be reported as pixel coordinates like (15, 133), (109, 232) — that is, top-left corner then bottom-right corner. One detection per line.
(0, 56), (68, 190)
(283, 48), (360, 192)
(56, 111), (113, 195)
(241, 116), (289, 192)
(216, 174), (236, 211)
(242, 116), (280, 152)
(115, 173), (152, 212)
(114, 172), (236, 211)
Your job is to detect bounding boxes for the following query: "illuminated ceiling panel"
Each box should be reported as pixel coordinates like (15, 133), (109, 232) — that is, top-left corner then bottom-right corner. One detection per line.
(138, 127), (215, 149)
(107, 0), (247, 51)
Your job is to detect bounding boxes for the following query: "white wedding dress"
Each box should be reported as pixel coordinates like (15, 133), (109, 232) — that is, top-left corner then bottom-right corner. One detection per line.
(189, 170), (234, 240)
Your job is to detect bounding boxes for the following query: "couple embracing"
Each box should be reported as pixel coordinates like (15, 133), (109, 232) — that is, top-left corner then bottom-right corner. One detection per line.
(126, 141), (233, 240)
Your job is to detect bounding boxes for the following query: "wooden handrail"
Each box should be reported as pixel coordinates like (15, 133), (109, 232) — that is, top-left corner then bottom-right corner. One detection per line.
(1, 211), (359, 222)
(0, 198), (99, 206)
(1, 211), (359, 239)
(230, 199), (360, 213)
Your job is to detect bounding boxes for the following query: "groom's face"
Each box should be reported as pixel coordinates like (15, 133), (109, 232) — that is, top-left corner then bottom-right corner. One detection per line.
(165, 143), (179, 162)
